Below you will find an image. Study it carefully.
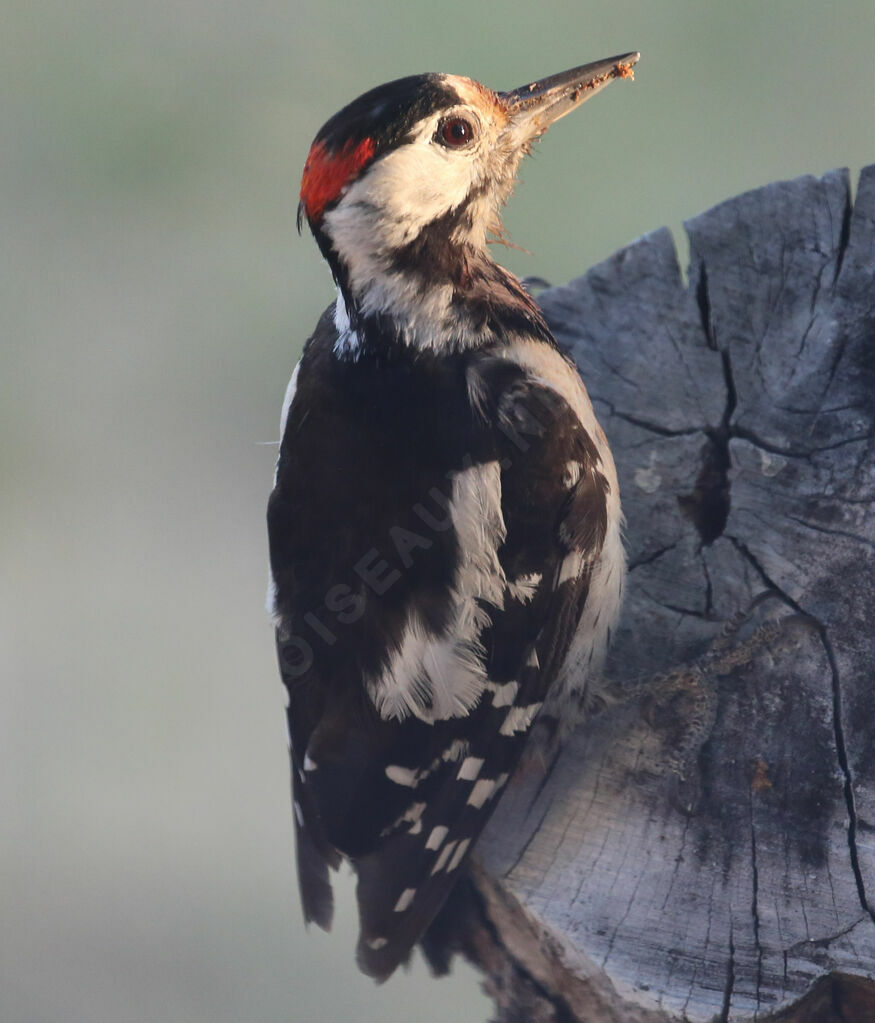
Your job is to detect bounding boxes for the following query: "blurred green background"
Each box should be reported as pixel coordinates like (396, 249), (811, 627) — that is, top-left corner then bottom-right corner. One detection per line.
(2, 1), (873, 1020)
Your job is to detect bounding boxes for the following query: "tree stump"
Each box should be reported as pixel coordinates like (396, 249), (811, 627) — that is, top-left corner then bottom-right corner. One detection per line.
(444, 167), (875, 1021)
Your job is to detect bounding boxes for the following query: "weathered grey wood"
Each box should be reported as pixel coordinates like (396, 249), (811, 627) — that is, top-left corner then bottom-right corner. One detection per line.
(467, 167), (875, 1021)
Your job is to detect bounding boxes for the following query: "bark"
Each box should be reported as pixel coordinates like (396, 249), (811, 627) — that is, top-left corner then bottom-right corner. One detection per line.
(447, 167), (875, 1021)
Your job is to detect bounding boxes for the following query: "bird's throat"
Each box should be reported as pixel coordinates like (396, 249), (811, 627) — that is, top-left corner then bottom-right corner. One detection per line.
(328, 231), (552, 361)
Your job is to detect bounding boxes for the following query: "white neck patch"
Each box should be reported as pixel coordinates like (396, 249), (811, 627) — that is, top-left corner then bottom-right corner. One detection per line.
(332, 289), (362, 359)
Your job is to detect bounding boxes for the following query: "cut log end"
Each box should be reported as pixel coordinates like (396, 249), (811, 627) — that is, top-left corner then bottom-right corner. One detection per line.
(427, 166), (875, 1022)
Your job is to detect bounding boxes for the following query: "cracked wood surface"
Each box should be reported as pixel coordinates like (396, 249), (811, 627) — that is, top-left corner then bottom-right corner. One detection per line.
(471, 167), (875, 1021)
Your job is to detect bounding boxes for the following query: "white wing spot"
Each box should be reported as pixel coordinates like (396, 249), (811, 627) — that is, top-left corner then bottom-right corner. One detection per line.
(303, 754), (317, 772)
(402, 802), (424, 818)
(441, 740), (468, 762)
(426, 825), (449, 851)
(366, 937), (388, 950)
(563, 461), (583, 488)
(431, 840), (458, 875)
(384, 746), (467, 794)
(467, 778), (497, 808)
(385, 765), (420, 787)
(486, 680), (518, 708)
(380, 801), (427, 838)
(401, 802), (427, 834)
(457, 756), (484, 781)
(558, 551), (586, 585)
(506, 572), (541, 603)
(448, 838), (471, 871)
(393, 888), (417, 913)
(293, 800), (304, 827)
(499, 702), (543, 736)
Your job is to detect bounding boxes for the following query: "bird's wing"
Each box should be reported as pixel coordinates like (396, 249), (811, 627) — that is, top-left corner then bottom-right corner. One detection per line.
(269, 322), (615, 978)
(349, 358), (613, 979)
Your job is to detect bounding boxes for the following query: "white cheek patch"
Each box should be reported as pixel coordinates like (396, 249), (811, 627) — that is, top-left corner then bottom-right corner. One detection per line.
(335, 139), (477, 253)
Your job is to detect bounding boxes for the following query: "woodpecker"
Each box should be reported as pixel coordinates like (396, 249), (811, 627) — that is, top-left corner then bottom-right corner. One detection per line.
(267, 53), (637, 980)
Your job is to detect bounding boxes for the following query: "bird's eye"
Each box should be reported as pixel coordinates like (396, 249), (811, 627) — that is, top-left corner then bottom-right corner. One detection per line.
(437, 116), (476, 148)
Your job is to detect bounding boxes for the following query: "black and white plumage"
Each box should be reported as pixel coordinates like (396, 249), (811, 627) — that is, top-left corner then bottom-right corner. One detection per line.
(267, 55), (636, 980)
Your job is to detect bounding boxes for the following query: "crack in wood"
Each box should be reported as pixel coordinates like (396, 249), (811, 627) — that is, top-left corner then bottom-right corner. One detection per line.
(695, 259), (717, 351)
(592, 396), (703, 439)
(785, 514), (875, 554)
(677, 331), (735, 546)
(819, 628), (875, 928)
(749, 786), (765, 1013)
(731, 425), (874, 460)
(720, 925), (736, 1023)
(701, 553), (714, 617)
(729, 536), (875, 930)
(831, 186), (854, 286)
(628, 542), (680, 572)
(502, 800), (555, 879)
(638, 589), (710, 620)
(784, 916), (869, 957)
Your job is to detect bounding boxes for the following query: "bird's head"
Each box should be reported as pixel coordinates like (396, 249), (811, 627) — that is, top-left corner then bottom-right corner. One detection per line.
(298, 55), (638, 351)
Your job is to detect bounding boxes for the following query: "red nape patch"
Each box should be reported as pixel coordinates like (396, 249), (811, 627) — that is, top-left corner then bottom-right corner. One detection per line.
(299, 137), (376, 222)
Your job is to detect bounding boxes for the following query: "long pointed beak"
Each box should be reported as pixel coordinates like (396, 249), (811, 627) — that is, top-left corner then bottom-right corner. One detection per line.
(499, 52), (639, 140)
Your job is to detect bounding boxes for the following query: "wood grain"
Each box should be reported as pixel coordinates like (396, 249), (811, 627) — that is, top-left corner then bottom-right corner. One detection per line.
(461, 166), (875, 1022)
